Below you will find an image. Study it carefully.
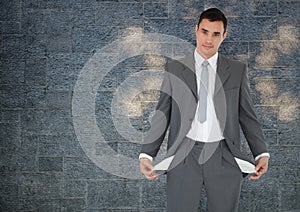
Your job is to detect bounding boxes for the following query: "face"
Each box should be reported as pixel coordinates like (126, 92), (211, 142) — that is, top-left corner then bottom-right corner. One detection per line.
(195, 18), (227, 59)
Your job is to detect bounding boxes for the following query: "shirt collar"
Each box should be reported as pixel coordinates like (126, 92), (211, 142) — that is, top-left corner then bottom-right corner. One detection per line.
(194, 49), (218, 71)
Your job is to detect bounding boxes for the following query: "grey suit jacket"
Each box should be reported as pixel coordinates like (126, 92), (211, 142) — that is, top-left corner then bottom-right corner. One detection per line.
(141, 53), (268, 168)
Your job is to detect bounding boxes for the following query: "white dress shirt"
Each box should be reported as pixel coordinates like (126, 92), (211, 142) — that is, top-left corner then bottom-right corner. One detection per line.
(139, 50), (269, 162)
(186, 50), (224, 142)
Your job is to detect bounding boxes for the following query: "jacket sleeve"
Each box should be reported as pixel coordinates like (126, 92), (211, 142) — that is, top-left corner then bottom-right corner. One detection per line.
(239, 64), (268, 158)
(140, 66), (172, 158)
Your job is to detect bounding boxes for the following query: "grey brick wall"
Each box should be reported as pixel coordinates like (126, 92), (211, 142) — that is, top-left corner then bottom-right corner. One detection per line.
(0, 0), (299, 211)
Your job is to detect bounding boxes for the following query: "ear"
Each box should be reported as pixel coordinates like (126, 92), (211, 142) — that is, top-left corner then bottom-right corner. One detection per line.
(195, 24), (199, 32)
(223, 31), (227, 40)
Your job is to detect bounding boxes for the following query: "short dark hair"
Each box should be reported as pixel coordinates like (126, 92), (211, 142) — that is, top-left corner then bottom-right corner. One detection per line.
(197, 8), (227, 33)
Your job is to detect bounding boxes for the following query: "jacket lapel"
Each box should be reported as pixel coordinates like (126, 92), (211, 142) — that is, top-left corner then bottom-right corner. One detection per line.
(178, 54), (231, 101)
(215, 54), (230, 94)
(179, 55), (198, 100)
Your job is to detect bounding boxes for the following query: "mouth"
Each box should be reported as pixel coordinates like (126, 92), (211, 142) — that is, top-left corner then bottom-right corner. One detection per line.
(202, 44), (213, 49)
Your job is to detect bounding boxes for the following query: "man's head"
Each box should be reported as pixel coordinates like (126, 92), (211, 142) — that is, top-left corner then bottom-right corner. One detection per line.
(195, 8), (227, 59)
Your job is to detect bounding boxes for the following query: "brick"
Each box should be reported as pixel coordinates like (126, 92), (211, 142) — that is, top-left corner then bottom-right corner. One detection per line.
(0, 110), (20, 123)
(64, 180), (86, 198)
(249, 41), (300, 68)
(72, 9), (96, 27)
(95, 91), (114, 117)
(277, 17), (300, 40)
(254, 106), (278, 129)
(61, 198), (86, 212)
(24, 86), (47, 108)
(249, 67), (300, 79)
(227, 17), (277, 41)
(38, 135), (82, 157)
(21, 9), (48, 34)
(38, 0), (67, 9)
(47, 53), (90, 90)
(63, 156), (118, 180)
(279, 167), (300, 184)
(278, 1), (300, 19)
(38, 156), (63, 171)
(0, 59), (25, 84)
(1, 85), (26, 108)
(26, 35), (47, 58)
(54, 0), (99, 9)
(87, 180), (140, 208)
(0, 148), (18, 174)
(118, 55), (168, 69)
(19, 172), (62, 198)
(25, 58), (47, 86)
(118, 26), (143, 39)
(219, 41), (249, 62)
(263, 129), (277, 146)
(253, 0), (277, 16)
(0, 123), (19, 149)
(21, 110), (73, 135)
(204, 0), (252, 17)
(118, 3), (144, 27)
(47, 35), (71, 53)
(1, 35), (27, 59)
(142, 177), (167, 207)
(21, 0), (39, 9)
(46, 9), (72, 34)
(168, 1), (203, 19)
(98, 75), (118, 91)
(278, 125), (300, 145)
(0, 184), (19, 211)
(95, 142), (118, 156)
(145, 18), (196, 43)
(144, 3), (168, 18)
(0, 0), (20, 21)
(250, 79), (300, 105)
(118, 142), (142, 159)
(173, 42), (195, 58)
(19, 198), (61, 211)
(18, 135), (38, 171)
(2, 21), (21, 34)
(46, 90), (71, 109)
(280, 183), (300, 211)
(278, 105), (299, 128)
(96, 117), (125, 141)
(95, 2), (119, 26)
(72, 26), (118, 53)
(268, 146), (300, 167)
(240, 181), (279, 211)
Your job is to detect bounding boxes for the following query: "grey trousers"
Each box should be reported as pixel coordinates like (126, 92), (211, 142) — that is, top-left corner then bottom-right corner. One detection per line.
(166, 138), (243, 212)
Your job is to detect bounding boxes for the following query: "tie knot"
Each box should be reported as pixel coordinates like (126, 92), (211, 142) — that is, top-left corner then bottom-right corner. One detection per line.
(202, 61), (209, 67)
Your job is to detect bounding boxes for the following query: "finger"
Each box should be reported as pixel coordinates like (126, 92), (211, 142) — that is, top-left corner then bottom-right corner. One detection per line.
(146, 173), (158, 180)
(140, 161), (153, 171)
(248, 172), (262, 180)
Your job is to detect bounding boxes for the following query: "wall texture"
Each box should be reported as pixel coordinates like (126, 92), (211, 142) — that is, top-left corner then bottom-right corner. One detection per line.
(0, 0), (299, 211)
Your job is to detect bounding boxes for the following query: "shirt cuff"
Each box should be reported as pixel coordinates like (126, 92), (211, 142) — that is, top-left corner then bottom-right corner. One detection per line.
(255, 152), (270, 161)
(139, 153), (153, 162)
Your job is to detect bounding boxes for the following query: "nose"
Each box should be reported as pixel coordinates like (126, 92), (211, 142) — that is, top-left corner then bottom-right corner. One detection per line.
(206, 35), (213, 44)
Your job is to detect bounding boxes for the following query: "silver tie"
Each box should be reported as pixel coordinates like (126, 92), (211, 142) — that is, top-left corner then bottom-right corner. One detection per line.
(198, 60), (209, 123)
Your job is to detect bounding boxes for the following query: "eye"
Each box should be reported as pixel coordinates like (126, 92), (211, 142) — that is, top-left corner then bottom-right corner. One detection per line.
(214, 33), (221, 37)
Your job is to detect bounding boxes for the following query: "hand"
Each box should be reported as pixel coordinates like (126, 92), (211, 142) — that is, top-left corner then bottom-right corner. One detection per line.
(249, 156), (269, 180)
(140, 158), (158, 180)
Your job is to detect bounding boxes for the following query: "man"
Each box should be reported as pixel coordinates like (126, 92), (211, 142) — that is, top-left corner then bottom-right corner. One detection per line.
(139, 8), (270, 212)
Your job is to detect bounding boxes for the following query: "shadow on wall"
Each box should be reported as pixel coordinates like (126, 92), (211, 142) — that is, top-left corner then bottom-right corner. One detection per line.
(254, 25), (299, 123)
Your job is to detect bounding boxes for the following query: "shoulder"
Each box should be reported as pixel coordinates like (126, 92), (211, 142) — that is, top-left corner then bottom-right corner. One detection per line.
(219, 54), (246, 69)
(165, 54), (194, 74)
